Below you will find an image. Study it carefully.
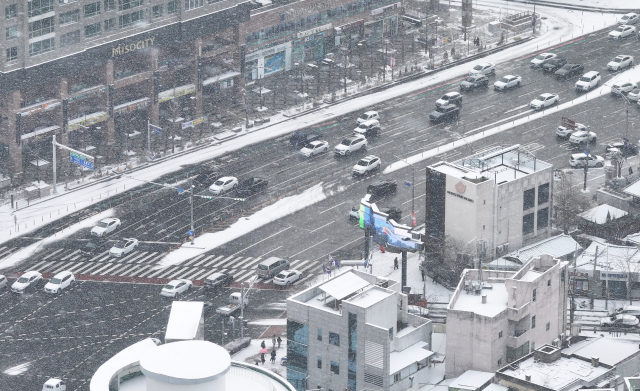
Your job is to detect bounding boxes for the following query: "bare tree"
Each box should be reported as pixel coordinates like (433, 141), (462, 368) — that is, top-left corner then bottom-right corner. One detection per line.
(422, 236), (474, 286)
(605, 246), (640, 305)
(553, 171), (593, 234)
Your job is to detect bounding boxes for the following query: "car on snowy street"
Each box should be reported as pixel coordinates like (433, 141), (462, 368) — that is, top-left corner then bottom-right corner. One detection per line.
(91, 218), (121, 237)
(11, 270), (42, 293)
(601, 314), (639, 328)
(109, 238), (138, 257)
(530, 53), (556, 68)
(236, 177), (268, 197)
(334, 135), (367, 156)
(575, 71), (601, 91)
(357, 110), (379, 124)
(435, 92), (462, 107)
(353, 155), (381, 176)
(459, 75), (489, 91)
(570, 153), (604, 168)
(605, 139), (639, 157)
(469, 62), (495, 76)
(300, 140), (329, 157)
(607, 55), (634, 71)
(529, 93), (559, 110)
(44, 271), (75, 294)
(429, 104), (460, 123)
(556, 123), (589, 139)
(619, 13), (639, 25)
(555, 63), (584, 80)
(493, 75), (522, 91)
(542, 58), (567, 73)
(273, 270), (303, 286)
(204, 273), (233, 291)
(209, 176), (238, 195)
(609, 25), (636, 39)
(611, 81), (638, 96)
(569, 130), (597, 146)
(161, 279), (193, 298)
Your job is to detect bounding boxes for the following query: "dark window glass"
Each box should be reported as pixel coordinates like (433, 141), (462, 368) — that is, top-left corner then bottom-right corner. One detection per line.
(6, 4), (18, 19)
(523, 213), (534, 235)
(60, 10), (80, 25)
(60, 30), (80, 47)
(152, 4), (162, 17)
(317, 328), (322, 341)
(317, 356), (322, 369)
(104, 18), (116, 31)
(531, 315), (536, 329)
(29, 37), (55, 56)
(523, 188), (535, 210)
(532, 288), (536, 302)
(546, 322), (550, 331)
(498, 331), (502, 338)
(6, 26), (18, 40)
(29, 17), (55, 38)
(104, 0), (115, 10)
(6, 47), (18, 62)
(287, 320), (308, 344)
(538, 183), (550, 204)
(329, 332), (340, 346)
(84, 22), (101, 37)
(29, 0), (55, 17)
(287, 341), (308, 373)
(348, 312), (357, 391)
(167, 0), (178, 13)
(330, 361), (339, 374)
(118, 10), (143, 28)
(537, 207), (549, 229)
(84, 2), (101, 17)
(119, 0), (143, 11)
(287, 369), (307, 391)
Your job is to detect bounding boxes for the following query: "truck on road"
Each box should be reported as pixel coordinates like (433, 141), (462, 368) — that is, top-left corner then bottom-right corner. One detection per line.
(216, 292), (248, 316)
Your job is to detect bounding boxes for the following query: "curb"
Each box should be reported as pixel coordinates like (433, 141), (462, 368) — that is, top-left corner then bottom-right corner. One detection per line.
(509, 0), (635, 14)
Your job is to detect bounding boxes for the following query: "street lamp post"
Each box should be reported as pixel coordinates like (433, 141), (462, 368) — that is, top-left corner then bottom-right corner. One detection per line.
(394, 155), (416, 223)
(189, 177), (195, 245)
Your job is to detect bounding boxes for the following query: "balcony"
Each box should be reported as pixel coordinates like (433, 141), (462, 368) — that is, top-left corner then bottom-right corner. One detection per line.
(507, 300), (530, 321)
(506, 329), (529, 348)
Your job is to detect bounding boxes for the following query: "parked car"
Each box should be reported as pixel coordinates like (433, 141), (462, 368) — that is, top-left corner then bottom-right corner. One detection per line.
(367, 180), (397, 201)
(542, 58), (567, 73)
(257, 257), (290, 279)
(556, 123), (588, 139)
(607, 55), (634, 71)
(82, 240), (109, 256)
(109, 238), (139, 257)
(429, 104), (460, 123)
(353, 119), (380, 138)
(42, 378), (66, 391)
(160, 279), (193, 298)
(601, 314), (639, 327)
(204, 272), (234, 290)
(0, 274), (7, 290)
(609, 25), (636, 39)
(90, 218), (121, 237)
(569, 130), (597, 146)
(209, 176), (238, 195)
(530, 52), (556, 68)
(605, 139), (639, 157)
(349, 206), (360, 220)
(289, 130), (323, 148)
(459, 75), (489, 91)
(555, 63), (584, 80)
(574, 71), (601, 91)
(300, 140), (329, 157)
(570, 153), (604, 168)
(334, 135), (367, 156)
(11, 270), (42, 293)
(357, 110), (379, 124)
(435, 92), (462, 107)
(192, 171), (222, 190)
(273, 270), (303, 286)
(236, 177), (268, 197)
(493, 75), (522, 91)
(611, 81), (638, 96)
(530, 93), (559, 110)
(628, 88), (640, 101)
(469, 62), (495, 76)
(619, 13), (639, 25)
(44, 271), (75, 294)
(353, 155), (381, 176)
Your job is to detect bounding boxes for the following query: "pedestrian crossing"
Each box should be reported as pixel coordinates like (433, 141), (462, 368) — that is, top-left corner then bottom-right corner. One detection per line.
(2, 246), (319, 284)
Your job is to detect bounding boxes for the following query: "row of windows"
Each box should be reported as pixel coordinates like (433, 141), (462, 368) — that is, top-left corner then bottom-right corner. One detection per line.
(523, 207), (548, 235)
(523, 183), (549, 210)
(29, 0), (55, 18)
(29, 17), (55, 39)
(316, 357), (340, 374)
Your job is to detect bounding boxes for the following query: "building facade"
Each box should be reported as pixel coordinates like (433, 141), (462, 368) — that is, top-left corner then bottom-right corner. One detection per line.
(0, 0), (251, 182)
(446, 254), (568, 377)
(286, 269), (433, 391)
(425, 145), (553, 261)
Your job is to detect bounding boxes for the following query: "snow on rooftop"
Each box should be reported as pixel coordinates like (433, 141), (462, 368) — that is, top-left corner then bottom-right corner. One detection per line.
(578, 204), (628, 225)
(165, 301), (204, 341)
(448, 370), (494, 390)
(451, 283), (508, 317)
(483, 384), (508, 391)
(348, 286), (393, 308)
(90, 338), (158, 391)
(493, 234), (581, 267)
(519, 270), (542, 282)
(576, 241), (640, 272)
(389, 341), (434, 375)
(319, 271), (371, 301)
(561, 337), (639, 367)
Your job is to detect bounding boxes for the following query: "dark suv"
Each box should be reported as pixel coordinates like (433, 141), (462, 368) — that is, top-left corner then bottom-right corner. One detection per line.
(204, 272), (234, 290)
(379, 207), (402, 222)
(542, 58), (567, 73)
(82, 240), (109, 256)
(429, 104), (460, 123)
(367, 180), (397, 201)
(290, 131), (323, 148)
(236, 177), (268, 197)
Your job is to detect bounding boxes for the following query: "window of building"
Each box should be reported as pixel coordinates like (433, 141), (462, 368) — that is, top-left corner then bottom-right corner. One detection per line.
(6, 47), (18, 62)
(29, 0), (55, 17)
(152, 4), (163, 18)
(29, 37), (55, 56)
(531, 315), (536, 329)
(393, 373), (400, 383)
(184, 0), (204, 10)
(330, 361), (339, 375)
(167, 0), (178, 13)
(317, 328), (322, 341)
(104, 0), (115, 10)
(538, 183), (550, 204)
(84, 22), (101, 37)
(60, 10), (80, 25)
(523, 188), (535, 210)
(118, 10), (143, 28)
(498, 358), (503, 366)
(59, 30), (80, 47)
(546, 322), (550, 331)
(388, 327), (394, 340)
(104, 18), (116, 31)
(286, 320), (308, 375)
(328, 332), (340, 346)
(499, 331), (503, 338)
(6, 26), (18, 40)
(59, 0), (78, 3)
(119, 0), (143, 11)
(84, 2), (101, 17)
(532, 288), (536, 302)
(5, 4), (17, 19)
(537, 208), (549, 229)
(29, 17), (55, 39)
(522, 213), (534, 235)
(547, 279), (551, 287)
(317, 356), (322, 369)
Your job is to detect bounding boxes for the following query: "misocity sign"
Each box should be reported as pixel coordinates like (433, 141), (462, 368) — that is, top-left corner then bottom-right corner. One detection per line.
(111, 37), (156, 57)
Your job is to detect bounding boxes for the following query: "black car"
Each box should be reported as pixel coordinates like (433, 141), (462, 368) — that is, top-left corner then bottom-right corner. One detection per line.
(289, 131), (323, 148)
(459, 75), (489, 91)
(236, 177), (268, 196)
(379, 207), (402, 222)
(193, 171), (222, 190)
(542, 58), (567, 73)
(555, 63), (584, 80)
(429, 104), (460, 123)
(367, 180), (397, 201)
(605, 139), (639, 157)
(82, 240), (109, 256)
(204, 272), (234, 290)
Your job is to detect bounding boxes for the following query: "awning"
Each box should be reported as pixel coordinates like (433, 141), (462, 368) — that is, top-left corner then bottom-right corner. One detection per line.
(113, 97), (150, 115)
(202, 71), (240, 87)
(158, 84), (195, 103)
(21, 125), (61, 145)
(389, 341), (434, 374)
(319, 272), (370, 300)
(68, 112), (108, 132)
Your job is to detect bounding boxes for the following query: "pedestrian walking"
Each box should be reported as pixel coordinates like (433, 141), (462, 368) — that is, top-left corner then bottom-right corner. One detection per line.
(261, 340), (266, 349)
(394, 257), (399, 270)
(277, 336), (282, 349)
(261, 353), (266, 365)
(270, 349), (277, 363)
(421, 268), (425, 281)
(272, 335), (277, 348)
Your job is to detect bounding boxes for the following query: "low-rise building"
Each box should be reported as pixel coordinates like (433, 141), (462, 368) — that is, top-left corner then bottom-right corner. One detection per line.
(446, 254), (568, 377)
(286, 268), (433, 391)
(488, 234), (581, 271)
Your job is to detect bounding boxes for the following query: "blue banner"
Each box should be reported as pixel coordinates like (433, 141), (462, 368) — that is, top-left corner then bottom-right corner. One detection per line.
(70, 152), (93, 170)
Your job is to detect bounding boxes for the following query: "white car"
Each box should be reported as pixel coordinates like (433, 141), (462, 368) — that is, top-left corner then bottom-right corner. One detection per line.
(0, 274), (7, 290)
(611, 81), (638, 96)
(556, 123), (588, 138)
(44, 271), (75, 294)
(469, 62), (495, 76)
(575, 71), (601, 92)
(530, 52), (556, 68)
(530, 93), (559, 110)
(300, 140), (329, 157)
(570, 153), (604, 168)
(161, 279), (193, 298)
(609, 25), (636, 39)
(109, 238), (138, 257)
(209, 176), (238, 195)
(607, 55), (634, 71)
(334, 135), (367, 156)
(601, 314), (639, 327)
(569, 130), (597, 146)
(43, 379), (67, 391)
(493, 75), (522, 91)
(11, 270), (42, 293)
(357, 110), (379, 124)
(273, 270), (303, 286)
(353, 155), (381, 176)
(90, 217), (121, 237)
(628, 88), (640, 101)
(435, 92), (462, 107)
(619, 13), (639, 25)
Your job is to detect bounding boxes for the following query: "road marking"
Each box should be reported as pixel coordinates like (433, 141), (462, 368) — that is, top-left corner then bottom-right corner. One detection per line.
(288, 239), (328, 259)
(467, 105), (494, 116)
(309, 221), (335, 233)
(203, 255), (225, 267)
(504, 103), (529, 114)
(228, 226), (292, 258)
(319, 201), (346, 214)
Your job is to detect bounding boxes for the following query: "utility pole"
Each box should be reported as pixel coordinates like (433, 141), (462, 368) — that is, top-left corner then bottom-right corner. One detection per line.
(591, 246), (598, 309)
(190, 177), (195, 245)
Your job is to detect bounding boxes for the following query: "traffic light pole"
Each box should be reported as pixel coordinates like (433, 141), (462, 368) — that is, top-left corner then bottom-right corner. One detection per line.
(52, 135), (95, 195)
(190, 177), (195, 245)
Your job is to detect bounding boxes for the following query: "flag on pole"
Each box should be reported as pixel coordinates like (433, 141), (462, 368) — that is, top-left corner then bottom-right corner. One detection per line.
(322, 264), (331, 275)
(329, 255), (340, 270)
(411, 211), (417, 226)
(149, 123), (162, 135)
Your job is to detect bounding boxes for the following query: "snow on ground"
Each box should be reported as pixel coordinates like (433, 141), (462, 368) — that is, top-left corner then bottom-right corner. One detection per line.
(247, 319), (288, 326)
(511, 0), (636, 10)
(156, 184), (326, 268)
(231, 338), (288, 378)
(0, 5), (622, 259)
(0, 209), (113, 270)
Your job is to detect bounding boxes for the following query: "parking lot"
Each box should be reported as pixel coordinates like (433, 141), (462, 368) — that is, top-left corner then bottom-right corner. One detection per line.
(0, 280), (290, 391)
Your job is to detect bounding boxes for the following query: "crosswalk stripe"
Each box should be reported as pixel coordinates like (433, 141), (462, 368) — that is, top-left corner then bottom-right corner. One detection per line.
(298, 261), (318, 274)
(106, 264), (138, 276)
(67, 262), (86, 273)
(234, 257), (256, 268)
(218, 256), (246, 268)
(291, 259), (313, 269)
(192, 270), (211, 280)
(43, 248), (65, 260)
(133, 252), (158, 264)
(73, 262), (97, 274)
(87, 263), (116, 275)
(146, 267), (174, 279)
(0, 247), (17, 258)
(183, 254), (206, 266)
(176, 268), (202, 280)
(60, 250), (81, 261)
(164, 267), (191, 280)
(194, 255), (217, 267)
(30, 260), (52, 271)
(212, 255), (236, 268)
(117, 251), (140, 262)
(137, 267), (162, 278)
(89, 252), (111, 263)
(69, 254), (84, 262)
(97, 263), (124, 275)
(125, 252), (148, 263)
(36, 261), (58, 273)
(203, 255), (225, 268)
(122, 265), (146, 277)
(234, 270), (256, 282)
(54, 261), (78, 273)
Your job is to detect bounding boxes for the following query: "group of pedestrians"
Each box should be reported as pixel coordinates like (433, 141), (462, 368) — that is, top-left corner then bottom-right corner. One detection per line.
(256, 335), (282, 366)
